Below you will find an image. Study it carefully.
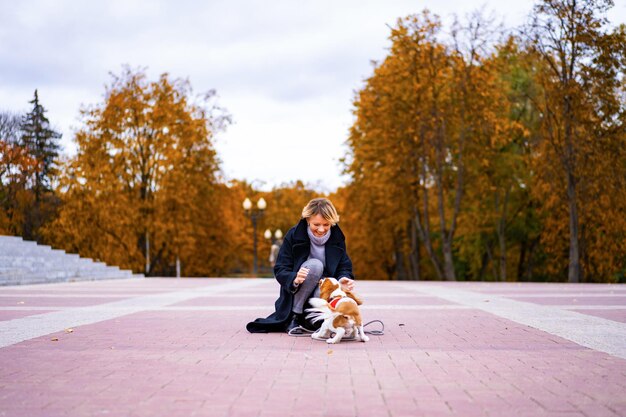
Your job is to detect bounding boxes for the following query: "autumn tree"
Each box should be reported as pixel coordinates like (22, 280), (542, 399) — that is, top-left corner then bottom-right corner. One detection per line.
(342, 4), (624, 282)
(525, 0), (626, 282)
(3, 91), (63, 241)
(454, 37), (540, 282)
(1, 95), (62, 242)
(332, 182), (405, 280)
(0, 111), (38, 236)
(342, 13), (447, 281)
(45, 68), (232, 275)
(344, 11), (523, 281)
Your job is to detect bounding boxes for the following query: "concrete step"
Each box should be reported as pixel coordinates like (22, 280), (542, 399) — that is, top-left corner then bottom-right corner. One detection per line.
(0, 271), (132, 282)
(0, 256), (106, 267)
(0, 235), (143, 285)
(0, 273), (138, 286)
(0, 263), (123, 278)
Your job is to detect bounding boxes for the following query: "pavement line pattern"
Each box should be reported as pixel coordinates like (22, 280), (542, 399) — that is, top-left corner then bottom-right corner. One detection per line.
(556, 305), (626, 310)
(0, 304), (475, 312)
(0, 292), (447, 298)
(485, 293), (626, 298)
(0, 279), (263, 349)
(402, 284), (626, 360)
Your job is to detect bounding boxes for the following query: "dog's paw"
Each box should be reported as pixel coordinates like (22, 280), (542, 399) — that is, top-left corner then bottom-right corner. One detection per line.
(326, 338), (339, 344)
(361, 335), (370, 342)
(311, 332), (326, 341)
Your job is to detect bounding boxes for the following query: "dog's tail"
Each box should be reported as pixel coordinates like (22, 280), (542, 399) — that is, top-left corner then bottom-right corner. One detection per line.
(308, 297), (329, 308)
(305, 297), (333, 323)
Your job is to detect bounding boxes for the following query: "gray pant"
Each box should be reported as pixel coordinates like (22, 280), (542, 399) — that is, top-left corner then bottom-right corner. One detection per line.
(292, 258), (323, 314)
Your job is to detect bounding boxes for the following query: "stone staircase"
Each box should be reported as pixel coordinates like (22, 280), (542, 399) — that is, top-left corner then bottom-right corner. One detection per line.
(0, 235), (143, 286)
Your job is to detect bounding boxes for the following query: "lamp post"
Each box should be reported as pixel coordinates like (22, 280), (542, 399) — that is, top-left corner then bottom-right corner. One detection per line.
(243, 197), (266, 276)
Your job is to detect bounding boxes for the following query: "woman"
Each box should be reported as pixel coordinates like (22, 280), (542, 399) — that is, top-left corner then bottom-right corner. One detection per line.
(246, 198), (355, 333)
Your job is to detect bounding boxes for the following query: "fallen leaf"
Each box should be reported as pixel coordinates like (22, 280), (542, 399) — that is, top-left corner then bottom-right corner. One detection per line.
(399, 323), (405, 326)
(327, 349), (333, 355)
(65, 328), (74, 333)
(51, 337), (59, 342)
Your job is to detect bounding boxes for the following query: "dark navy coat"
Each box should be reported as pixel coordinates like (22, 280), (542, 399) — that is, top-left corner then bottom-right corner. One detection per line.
(245, 218), (354, 333)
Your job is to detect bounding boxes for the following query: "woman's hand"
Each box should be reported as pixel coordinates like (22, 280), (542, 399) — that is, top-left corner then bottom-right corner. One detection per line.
(294, 267), (309, 286)
(339, 277), (355, 292)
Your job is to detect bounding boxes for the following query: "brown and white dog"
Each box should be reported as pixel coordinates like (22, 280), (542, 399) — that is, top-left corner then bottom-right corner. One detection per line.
(305, 277), (369, 344)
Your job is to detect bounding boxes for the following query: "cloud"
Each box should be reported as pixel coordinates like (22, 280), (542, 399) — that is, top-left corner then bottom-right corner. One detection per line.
(2, 0), (622, 190)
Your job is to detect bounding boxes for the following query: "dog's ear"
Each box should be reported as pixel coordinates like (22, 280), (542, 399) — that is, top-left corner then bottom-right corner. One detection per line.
(319, 279), (333, 301)
(345, 291), (363, 305)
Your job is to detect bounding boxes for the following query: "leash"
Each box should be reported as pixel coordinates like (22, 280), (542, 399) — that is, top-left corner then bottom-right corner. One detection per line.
(363, 320), (385, 335)
(287, 319), (385, 338)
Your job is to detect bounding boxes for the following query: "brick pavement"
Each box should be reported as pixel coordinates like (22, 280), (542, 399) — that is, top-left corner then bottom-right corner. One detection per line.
(0, 278), (625, 417)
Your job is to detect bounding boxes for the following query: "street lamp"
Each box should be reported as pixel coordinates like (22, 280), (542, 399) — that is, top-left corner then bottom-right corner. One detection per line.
(264, 229), (283, 242)
(243, 197), (266, 275)
(265, 228), (284, 269)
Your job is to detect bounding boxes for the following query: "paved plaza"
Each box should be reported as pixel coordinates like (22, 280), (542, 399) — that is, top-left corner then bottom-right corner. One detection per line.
(0, 278), (625, 417)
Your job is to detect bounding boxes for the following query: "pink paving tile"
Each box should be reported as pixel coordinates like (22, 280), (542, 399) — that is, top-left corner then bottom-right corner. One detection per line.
(170, 294), (456, 307)
(171, 295), (273, 307)
(0, 296), (123, 307)
(0, 310), (58, 321)
(3, 287), (126, 295)
(506, 296), (626, 306)
(0, 279), (624, 417)
(478, 284), (621, 290)
(569, 309), (626, 323)
(361, 295), (456, 305)
(432, 282), (624, 293)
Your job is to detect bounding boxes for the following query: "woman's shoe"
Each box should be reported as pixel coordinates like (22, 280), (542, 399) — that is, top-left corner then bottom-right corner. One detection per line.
(285, 314), (301, 333)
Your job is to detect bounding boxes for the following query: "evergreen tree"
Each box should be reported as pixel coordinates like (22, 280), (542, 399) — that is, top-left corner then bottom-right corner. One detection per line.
(20, 89), (62, 200)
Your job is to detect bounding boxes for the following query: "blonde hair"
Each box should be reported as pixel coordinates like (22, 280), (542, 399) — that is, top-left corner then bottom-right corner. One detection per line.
(301, 198), (340, 225)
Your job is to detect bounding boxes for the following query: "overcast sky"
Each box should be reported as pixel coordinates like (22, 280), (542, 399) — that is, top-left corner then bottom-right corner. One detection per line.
(1, 0), (625, 192)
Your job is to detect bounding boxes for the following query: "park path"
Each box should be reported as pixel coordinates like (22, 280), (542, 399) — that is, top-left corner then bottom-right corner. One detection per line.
(0, 278), (625, 417)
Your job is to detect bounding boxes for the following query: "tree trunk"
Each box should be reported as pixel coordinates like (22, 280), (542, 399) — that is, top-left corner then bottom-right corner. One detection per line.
(479, 241), (491, 281)
(564, 90), (582, 283)
(434, 141), (457, 281)
(394, 232), (408, 281)
(485, 242), (498, 280)
(517, 239), (527, 282)
(498, 232), (506, 281)
(497, 188), (510, 281)
(409, 218), (420, 281)
(525, 237), (539, 281)
(144, 231), (150, 275)
(442, 238), (456, 281)
(414, 210), (443, 280)
(414, 167), (444, 280)
(567, 169), (582, 283)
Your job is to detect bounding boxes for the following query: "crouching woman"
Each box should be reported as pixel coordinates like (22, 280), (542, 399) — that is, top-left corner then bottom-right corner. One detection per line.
(246, 198), (355, 333)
